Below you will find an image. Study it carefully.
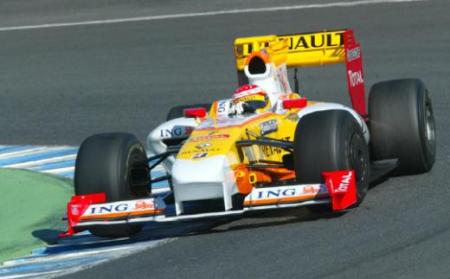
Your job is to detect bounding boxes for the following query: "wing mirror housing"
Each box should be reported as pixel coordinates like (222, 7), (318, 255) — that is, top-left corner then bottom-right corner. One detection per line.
(282, 98), (307, 109)
(184, 107), (207, 118)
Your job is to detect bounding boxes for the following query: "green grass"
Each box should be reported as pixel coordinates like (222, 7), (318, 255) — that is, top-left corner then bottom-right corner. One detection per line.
(0, 169), (72, 264)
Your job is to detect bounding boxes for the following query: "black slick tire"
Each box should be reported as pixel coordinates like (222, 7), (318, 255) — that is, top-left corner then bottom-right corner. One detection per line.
(74, 133), (150, 237)
(369, 79), (436, 174)
(293, 110), (370, 208)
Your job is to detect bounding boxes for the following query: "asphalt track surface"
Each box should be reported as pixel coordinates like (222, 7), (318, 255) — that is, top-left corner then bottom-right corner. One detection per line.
(0, 0), (449, 278)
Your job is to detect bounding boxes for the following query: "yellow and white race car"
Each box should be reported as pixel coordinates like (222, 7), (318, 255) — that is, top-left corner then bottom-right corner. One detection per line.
(64, 29), (435, 238)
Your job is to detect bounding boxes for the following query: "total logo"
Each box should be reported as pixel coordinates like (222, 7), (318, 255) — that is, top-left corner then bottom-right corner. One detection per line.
(335, 171), (353, 193)
(348, 70), (364, 87)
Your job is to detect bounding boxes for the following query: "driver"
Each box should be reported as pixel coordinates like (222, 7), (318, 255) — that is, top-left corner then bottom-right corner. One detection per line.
(230, 84), (271, 115)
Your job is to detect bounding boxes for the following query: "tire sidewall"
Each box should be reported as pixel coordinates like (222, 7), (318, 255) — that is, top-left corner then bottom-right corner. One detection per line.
(417, 90), (436, 171)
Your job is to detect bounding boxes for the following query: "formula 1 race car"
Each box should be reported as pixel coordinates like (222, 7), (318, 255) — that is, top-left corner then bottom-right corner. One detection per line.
(63, 29), (436, 237)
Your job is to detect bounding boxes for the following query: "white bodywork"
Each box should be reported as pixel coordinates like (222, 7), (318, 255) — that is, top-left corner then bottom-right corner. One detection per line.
(147, 117), (198, 172)
(171, 155), (236, 214)
(244, 61), (292, 108)
(147, 59), (369, 216)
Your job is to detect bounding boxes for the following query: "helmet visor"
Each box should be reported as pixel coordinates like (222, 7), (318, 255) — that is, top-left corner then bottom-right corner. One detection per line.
(245, 100), (268, 111)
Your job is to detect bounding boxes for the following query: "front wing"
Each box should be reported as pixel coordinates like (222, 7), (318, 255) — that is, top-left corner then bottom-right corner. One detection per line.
(63, 170), (356, 236)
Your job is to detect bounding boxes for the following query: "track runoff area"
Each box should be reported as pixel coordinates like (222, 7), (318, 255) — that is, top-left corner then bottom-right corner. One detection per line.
(0, 146), (170, 278)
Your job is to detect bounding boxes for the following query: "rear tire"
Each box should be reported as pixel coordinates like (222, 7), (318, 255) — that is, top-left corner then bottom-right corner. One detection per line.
(166, 103), (211, 120)
(293, 110), (370, 209)
(369, 79), (436, 174)
(75, 133), (150, 237)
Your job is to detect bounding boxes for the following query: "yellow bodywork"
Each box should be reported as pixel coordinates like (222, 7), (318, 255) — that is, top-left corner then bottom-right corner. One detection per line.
(234, 30), (346, 70)
(177, 112), (296, 163)
(176, 98), (309, 193)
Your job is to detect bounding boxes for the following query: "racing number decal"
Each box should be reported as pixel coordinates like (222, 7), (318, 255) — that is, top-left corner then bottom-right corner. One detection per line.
(217, 100), (229, 117)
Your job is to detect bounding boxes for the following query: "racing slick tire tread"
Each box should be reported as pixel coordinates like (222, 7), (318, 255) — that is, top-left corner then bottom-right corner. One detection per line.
(74, 133), (150, 238)
(368, 79), (436, 175)
(293, 110), (370, 208)
(166, 103), (211, 120)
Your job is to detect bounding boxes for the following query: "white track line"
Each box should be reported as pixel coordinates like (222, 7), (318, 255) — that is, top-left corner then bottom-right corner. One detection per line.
(3, 241), (164, 267)
(1, 239), (174, 278)
(0, 270), (61, 279)
(4, 154), (77, 168)
(0, 146), (75, 160)
(0, 0), (424, 32)
(43, 166), (74, 174)
(42, 165), (164, 176)
(0, 147), (53, 160)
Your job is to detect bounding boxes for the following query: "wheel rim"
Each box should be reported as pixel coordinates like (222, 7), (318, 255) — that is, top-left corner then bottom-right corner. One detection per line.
(348, 133), (369, 200)
(128, 148), (151, 197)
(425, 98), (436, 155)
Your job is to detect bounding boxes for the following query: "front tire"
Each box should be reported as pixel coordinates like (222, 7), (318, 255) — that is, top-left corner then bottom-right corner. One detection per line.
(293, 110), (370, 208)
(75, 133), (150, 237)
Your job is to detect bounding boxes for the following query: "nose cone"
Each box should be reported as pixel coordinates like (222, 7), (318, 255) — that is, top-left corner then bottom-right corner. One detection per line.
(171, 155), (236, 214)
(172, 155), (226, 185)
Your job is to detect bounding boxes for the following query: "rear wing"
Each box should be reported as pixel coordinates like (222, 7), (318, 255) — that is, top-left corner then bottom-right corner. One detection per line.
(234, 29), (367, 117)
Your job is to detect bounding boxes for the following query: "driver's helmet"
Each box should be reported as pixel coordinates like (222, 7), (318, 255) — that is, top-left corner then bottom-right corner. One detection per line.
(232, 84), (271, 114)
